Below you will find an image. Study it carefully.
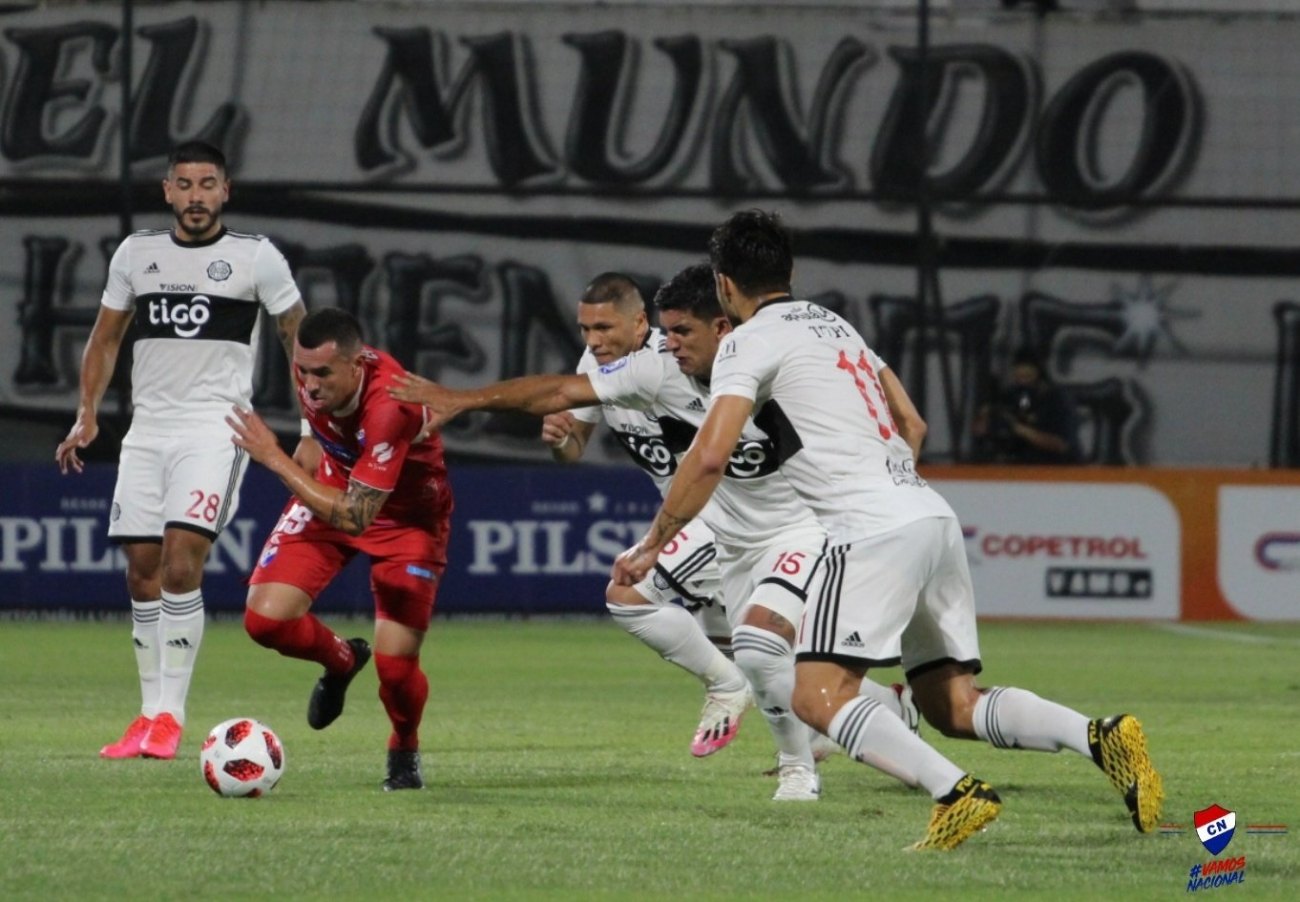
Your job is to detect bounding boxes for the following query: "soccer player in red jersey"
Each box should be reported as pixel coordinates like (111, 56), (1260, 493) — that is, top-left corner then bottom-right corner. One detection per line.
(227, 307), (452, 790)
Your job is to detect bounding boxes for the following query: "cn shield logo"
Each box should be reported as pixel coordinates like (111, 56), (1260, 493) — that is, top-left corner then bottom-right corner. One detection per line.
(1194, 804), (1236, 855)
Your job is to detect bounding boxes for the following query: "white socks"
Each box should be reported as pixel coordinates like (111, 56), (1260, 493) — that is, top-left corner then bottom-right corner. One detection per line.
(130, 599), (162, 718)
(972, 686), (1091, 755)
(732, 625), (813, 769)
(857, 678), (905, 718)
(829, 696), (965, 799)
(607, 602), (747, 694)
(158, 588), (205, 725)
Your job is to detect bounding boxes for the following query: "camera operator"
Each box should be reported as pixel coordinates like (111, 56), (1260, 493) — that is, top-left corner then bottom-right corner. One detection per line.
(971, 348), (1080, 465)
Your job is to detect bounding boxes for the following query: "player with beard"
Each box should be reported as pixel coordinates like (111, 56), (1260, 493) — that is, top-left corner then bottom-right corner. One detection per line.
(527, 272), (752, 758)
(57, 141), (307, 761)
(389, 264), (917, 800)
(227, 307), (453, 791)
(613, 210), (1163, 849)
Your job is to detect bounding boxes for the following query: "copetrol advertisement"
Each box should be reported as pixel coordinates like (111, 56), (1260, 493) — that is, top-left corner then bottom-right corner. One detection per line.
(934, 479), (1181, 619)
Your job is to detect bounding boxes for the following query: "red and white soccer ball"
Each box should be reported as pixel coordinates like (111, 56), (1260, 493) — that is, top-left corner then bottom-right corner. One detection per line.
(200, 718), (285, 798)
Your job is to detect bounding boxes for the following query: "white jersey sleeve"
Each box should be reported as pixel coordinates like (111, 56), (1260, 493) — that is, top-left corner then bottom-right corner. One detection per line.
(253, 239), (302, 316)
(711, 329), (774, 403)
(586, 346), (667, 412)
(100, 239), (136, 311)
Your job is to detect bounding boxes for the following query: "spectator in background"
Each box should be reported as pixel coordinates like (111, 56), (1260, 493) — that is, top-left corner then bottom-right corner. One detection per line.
(971, 348), (1080, 464)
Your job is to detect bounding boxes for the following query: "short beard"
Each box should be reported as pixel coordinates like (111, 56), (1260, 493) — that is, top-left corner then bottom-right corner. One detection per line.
(175, 208), (218, 238)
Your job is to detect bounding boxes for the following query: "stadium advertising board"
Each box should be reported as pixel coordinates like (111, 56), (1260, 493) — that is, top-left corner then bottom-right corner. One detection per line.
(2, 2), (1300, 467)
(1217, 487), (1300, 621)
(0, 462), (659, 615)
(4, 461), (1300, 620)
(934, 480), (1181, 619)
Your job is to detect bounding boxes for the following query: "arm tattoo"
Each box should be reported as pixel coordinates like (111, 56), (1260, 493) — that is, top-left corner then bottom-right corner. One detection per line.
(648, 510), (692, 549)
(276, 304), (306, 359)
(329, 481), (390, 534)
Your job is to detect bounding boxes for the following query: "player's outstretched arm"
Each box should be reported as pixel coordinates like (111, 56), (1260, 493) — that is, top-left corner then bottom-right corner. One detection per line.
(389, 371), (600, 428)
(55, 306), (134, 475)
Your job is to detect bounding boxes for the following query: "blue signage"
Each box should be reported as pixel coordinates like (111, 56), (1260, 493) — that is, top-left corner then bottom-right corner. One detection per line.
(0, 462), (662, 615)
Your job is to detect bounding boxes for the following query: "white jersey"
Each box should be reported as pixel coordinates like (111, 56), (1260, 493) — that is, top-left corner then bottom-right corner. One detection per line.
(571, 329), (689, 495)
(710, 298), (954, 544)
(100, 227), (300, 431)
(587, 334), (824, 548)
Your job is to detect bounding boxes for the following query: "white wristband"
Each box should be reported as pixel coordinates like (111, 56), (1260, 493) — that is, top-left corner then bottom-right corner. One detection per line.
(300, 418), (312, 437)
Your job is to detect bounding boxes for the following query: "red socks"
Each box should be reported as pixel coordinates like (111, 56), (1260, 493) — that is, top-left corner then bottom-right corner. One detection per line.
(375, 653), (428, 751)
(244, 609), (354, 675)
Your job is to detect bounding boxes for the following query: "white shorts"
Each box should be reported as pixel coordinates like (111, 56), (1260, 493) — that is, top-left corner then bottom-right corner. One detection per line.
(108, 426), (249, 543)
(635, 518), (722, 609)
(716, 523), (826, 631)
(796, 516), (982, 678)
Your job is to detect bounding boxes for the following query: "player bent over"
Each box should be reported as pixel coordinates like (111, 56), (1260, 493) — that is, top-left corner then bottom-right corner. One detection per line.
(537, 273), (752, 757)
(615, 210), (1163, 849)
(228, 307), (453, 791)
(56, 141), (307, 760)
(390, 264), (917, 801)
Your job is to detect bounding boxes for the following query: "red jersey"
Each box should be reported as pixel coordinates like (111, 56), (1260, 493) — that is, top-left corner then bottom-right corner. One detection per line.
(299, 346), (452, 530)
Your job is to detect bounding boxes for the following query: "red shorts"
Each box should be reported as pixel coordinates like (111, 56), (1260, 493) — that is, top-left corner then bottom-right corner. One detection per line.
(250, 499), (450, 631)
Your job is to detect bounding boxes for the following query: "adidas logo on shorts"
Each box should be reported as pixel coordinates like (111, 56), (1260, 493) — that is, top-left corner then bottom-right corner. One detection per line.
(841, 631), (865, 648)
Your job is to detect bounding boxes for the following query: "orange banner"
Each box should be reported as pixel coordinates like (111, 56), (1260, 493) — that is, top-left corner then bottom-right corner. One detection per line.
(924, 466), (1300, 621)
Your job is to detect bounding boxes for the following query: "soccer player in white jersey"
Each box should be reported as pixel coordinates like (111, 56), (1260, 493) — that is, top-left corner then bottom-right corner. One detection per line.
(56, 142), (308, 761)
(520, 272), (753, 757)
(390, 264), (916, 800)
(613, 211), (1164, 849)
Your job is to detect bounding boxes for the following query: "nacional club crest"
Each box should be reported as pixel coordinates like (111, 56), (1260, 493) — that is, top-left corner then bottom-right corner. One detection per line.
(207, 259), (232, 281)
(1194, 804), (1236, 855)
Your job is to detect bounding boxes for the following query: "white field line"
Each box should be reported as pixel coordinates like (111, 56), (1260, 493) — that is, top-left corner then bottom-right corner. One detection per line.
(1153, 622), (1300, 646)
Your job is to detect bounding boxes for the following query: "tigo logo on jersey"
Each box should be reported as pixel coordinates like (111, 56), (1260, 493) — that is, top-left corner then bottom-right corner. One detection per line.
(598, 358), (629, 375)
(1195, 804), (1236, 855)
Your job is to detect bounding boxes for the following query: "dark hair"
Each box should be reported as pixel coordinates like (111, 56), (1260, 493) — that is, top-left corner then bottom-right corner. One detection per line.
(707, 209), (793, 296)
(580, 271), (644, 312)
(167, 141), (227, 173)
(298, 307), (364, 352)
(654, 262), (722, 320)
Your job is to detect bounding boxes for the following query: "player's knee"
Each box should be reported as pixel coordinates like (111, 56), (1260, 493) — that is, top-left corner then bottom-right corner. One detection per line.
(243, 608), (279, 647)
(160, 559), (205, 594)
(791, 681), (832, 733)
(914, 688), (979, 739)
(374, 652), (421, 688)
(125, 572), (159, 601)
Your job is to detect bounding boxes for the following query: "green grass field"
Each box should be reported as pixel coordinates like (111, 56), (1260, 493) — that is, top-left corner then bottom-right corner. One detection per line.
(1, 617), (1297, 900)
